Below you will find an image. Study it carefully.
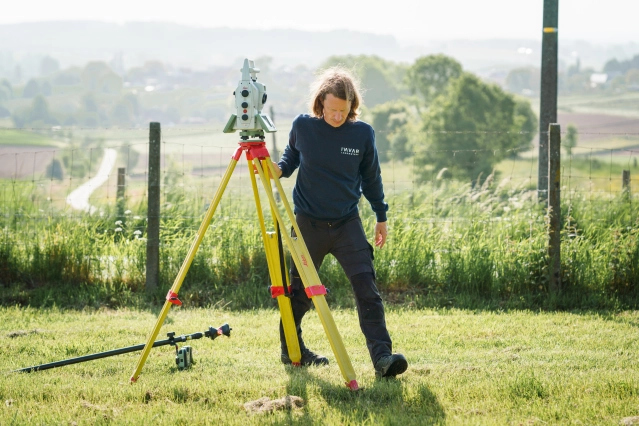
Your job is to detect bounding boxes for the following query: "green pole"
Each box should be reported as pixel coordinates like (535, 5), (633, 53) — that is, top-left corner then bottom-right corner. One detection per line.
(538, 0), (559, 202)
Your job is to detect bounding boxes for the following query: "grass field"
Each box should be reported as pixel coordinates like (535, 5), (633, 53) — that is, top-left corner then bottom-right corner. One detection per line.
(2, 307), (639, 425)
(0, 129), (58, 147)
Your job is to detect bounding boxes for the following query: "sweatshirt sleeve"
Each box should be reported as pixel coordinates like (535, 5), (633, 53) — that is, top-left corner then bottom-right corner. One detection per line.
(277, 117), (300, 178)
(359, 127), (389, 222)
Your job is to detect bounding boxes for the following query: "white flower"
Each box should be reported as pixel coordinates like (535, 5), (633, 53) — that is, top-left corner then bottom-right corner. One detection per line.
(133, 230), (142, 236)
(115, 227), (123, 232)
(125, 210), (132, 215)
(115, 220), (123, 226)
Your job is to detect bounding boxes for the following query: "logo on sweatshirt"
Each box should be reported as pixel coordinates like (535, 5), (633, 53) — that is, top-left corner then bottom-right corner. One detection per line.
(341, 147), (360, 156)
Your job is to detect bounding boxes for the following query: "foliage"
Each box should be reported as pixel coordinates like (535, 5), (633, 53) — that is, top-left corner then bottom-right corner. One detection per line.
(40, 55), (60, 76)
(405, 54), (463, 105)
(52, 67), (82, 86)
(81, 61), (122, 94)
(0, 78), (12, 102)
(603, 54), (639, 74)
(22, 78), (52, 98)
(505, 67), (540, 96)
(45, 158), (64, 180)
(2, 171), (638, 311)
(564, 124), (578, 155)
(111, 93), (140, 126)
(11, 95), (58, 127)
(321, 55), (409, 107)
(369, 100), (415, 161)
(414, 73), (537, 183)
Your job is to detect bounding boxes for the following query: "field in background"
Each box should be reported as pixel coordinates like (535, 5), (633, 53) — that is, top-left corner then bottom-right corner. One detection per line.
(2, 307), (639, 425)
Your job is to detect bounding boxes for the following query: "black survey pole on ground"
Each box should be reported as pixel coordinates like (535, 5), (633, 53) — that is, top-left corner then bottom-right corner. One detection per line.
(13, 324), (231, 373)
(538, 0), (559, 202)
(146, 122), (161, 291)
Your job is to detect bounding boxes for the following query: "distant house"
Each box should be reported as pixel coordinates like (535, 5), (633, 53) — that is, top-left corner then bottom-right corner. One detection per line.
(590, 73), (608, 87)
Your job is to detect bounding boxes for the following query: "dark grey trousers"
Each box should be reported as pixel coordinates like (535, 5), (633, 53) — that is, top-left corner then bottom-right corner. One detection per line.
(279, 213), (392, 365)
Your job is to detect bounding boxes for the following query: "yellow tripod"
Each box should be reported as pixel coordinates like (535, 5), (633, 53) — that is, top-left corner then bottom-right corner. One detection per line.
(130, 139), (359, 390)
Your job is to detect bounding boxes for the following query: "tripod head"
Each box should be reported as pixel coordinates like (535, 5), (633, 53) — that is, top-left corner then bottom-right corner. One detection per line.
(223, 58), (277, 140)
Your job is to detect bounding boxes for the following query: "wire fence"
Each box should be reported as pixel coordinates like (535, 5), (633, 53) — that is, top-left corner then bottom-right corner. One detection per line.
(1, 125), (639, 305)
(2, 126), (639, 230)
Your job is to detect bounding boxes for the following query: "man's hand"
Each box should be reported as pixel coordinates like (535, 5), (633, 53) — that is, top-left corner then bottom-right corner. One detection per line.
(374, 221), (388, 248)
(253, 161), (282, 178)
(271, 161), (283, 178)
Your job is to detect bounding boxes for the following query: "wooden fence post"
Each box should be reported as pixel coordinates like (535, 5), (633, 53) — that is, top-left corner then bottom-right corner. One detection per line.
(548, 123), (561, 293)
(146, 123), (161, 292)
(117, 167), (125, 217)
(622, 170), (630, 193)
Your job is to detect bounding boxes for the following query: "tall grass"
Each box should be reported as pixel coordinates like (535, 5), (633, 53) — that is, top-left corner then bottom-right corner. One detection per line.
(1, 170), (639, 310)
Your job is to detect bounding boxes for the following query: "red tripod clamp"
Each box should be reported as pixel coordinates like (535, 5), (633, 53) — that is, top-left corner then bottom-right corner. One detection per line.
(166, 291), (182, 306)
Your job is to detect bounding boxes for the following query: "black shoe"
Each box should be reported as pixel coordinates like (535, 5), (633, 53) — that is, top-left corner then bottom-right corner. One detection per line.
(281, 348), (329, 366)
(375, 353), (408, 378)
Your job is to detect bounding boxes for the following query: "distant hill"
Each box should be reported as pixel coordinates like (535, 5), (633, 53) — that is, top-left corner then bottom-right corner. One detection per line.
(0, 21), (637, 81)
(0, 21), (402, 70)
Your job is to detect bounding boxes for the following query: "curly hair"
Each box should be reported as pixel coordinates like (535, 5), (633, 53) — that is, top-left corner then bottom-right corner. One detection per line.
(309, 66), (362, 122)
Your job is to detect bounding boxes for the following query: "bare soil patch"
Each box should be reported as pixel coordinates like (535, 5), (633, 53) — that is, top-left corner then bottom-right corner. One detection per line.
(0, 146), (57, 179)
(558, 113), (639, 142)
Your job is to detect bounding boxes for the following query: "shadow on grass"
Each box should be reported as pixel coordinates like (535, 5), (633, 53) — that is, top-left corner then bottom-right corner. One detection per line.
(279, 366), (445, 425)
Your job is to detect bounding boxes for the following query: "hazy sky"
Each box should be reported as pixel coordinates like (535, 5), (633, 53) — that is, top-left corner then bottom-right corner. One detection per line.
(2, 0), (638, 43)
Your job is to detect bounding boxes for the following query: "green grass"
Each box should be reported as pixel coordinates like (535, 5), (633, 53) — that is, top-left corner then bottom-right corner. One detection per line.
(2, 306), (639, 425)
(2, 168), (639, 311)
(0, 129), (57, 146)
(558, 92), (639, 117)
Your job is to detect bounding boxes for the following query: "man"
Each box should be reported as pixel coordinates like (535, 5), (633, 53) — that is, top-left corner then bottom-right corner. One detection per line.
(272, 66), (408, 379)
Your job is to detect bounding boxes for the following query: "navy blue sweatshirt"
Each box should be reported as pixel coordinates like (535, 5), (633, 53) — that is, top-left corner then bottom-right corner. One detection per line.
(278, 114), (388, 222)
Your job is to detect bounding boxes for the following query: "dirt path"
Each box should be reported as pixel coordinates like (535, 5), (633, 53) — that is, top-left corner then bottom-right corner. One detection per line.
(66, 148), (117, 213)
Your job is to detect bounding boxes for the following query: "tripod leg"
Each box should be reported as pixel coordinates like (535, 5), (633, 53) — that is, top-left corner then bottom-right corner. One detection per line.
(130, 151), (240, 383)
(247, 161), (301, 365)
(254, 159), (359, 390)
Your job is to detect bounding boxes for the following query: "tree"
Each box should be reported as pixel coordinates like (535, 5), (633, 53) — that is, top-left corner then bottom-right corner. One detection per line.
(603, 54), (639, 74)
(28, 95), (53, 124)
(369, 101), (414, 162)
(505, 67), (540, 96)
(45, 158), (64, 180)
(82, 93), (99, 113)
(626, 69), (639, 85)
(53, 67), (82, 86)
(22, 79), (41, 98)
(564, 124), (578, 156)
(512, 98), (537, 156)
(40, 56), (60, 76)
(82, 61), (121, 94)
(111, 93), (139, 126)
(12, 95), (56, 127)
(0, 79), (12, 102)
(321, 55), (408, 107)
(414, 73), (537, 183)
(405, 55), (462, 105)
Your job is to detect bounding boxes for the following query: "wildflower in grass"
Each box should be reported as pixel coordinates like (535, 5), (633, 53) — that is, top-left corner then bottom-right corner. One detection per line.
(125, 210), (132, 215)
(115, 227), (123, 232)
(115, 220), (123, 226)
